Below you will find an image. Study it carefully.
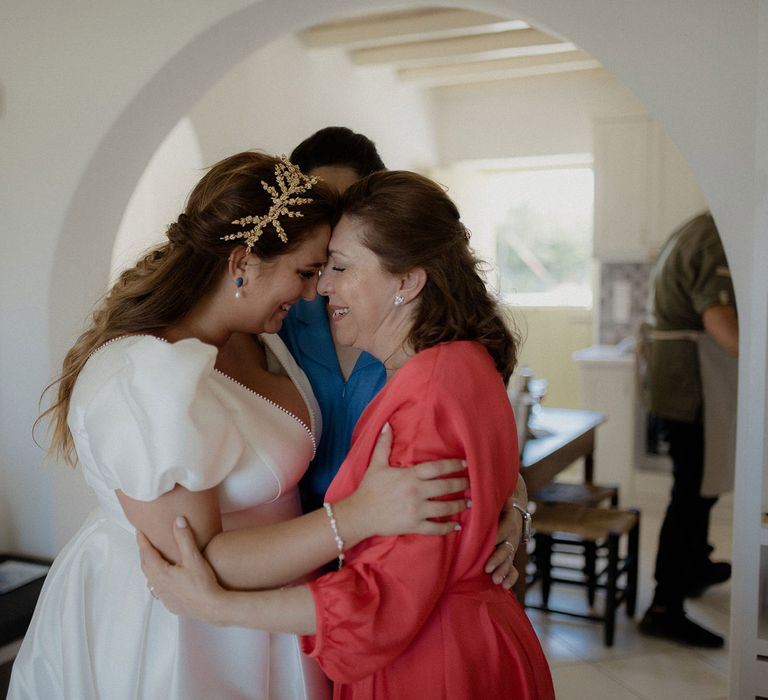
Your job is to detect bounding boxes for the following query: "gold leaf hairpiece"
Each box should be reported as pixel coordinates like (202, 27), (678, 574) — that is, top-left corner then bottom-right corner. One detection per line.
(223, 155), (318, 252)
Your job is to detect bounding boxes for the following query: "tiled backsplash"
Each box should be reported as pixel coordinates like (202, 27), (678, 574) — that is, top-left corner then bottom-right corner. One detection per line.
(598, 261), (652, 344)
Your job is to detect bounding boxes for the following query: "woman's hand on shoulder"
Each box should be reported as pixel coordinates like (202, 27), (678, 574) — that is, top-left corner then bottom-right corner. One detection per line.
(340, 423), (469, 540)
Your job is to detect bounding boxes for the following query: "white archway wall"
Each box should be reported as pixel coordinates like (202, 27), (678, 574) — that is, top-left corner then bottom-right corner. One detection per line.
(111, 31), (439, 282)
(0, 0), (257, 556)
(1, 1), (766, 693)
(188, 34), (438, 170)
(111, 118), (206, 282)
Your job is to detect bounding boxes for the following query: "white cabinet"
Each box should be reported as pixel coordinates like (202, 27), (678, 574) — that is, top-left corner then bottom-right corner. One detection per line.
(593, 116), (708, 261)
(571, 346), (637, 496)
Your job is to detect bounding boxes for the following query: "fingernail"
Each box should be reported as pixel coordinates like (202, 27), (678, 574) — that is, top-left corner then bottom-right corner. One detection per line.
(485, 564), (493, 573)
(175, 516), (188, 528)
(381, 422), (391, 434)
(461, 459), (467, 467)
(454, 523), (462, 531)
(466, 499), (473, 509)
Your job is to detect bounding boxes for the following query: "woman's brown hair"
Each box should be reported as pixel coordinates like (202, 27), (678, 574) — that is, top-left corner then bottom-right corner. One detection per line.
(39, 151), (337, 465)
(340, 170), (519, 383)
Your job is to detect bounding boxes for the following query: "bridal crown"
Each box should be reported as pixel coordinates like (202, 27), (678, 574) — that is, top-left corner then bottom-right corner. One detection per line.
(223, 156), (318, 252)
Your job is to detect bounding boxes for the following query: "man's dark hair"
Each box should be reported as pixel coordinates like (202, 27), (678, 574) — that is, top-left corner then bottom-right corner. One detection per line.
(290, 126), (386, 177)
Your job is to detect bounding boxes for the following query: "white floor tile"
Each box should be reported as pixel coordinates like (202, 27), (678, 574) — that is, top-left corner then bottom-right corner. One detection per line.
(528, 475), (735, 696)
(550, 662), (646, 699)
(594, 650), (728, 700)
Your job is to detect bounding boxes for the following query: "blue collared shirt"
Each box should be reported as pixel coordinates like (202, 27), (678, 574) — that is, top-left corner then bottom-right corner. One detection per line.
(279, 296), (386, 513)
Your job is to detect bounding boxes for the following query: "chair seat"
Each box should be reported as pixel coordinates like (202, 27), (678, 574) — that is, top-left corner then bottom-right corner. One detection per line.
(531, 481), (619, 507)
(533, 503), (638, 541)
(527, 504), (641, 647)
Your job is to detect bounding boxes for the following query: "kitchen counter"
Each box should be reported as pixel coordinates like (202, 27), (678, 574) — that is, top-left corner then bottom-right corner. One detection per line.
(572, 342), (635, 367)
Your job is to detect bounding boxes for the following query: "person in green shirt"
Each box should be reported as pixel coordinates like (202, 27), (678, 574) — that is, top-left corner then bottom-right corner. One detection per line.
(639, 212), (738, 648)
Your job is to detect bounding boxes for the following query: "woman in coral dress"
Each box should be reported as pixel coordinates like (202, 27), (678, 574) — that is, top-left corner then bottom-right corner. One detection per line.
(140, 169), (555, 699)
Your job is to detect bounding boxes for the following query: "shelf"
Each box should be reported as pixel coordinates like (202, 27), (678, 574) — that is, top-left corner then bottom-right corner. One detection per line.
(760, 547), (768, 643)
(751, 651), (768, 700)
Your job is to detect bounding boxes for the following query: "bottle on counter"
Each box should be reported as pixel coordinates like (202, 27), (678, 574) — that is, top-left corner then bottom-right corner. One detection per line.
(508, 367), (534, 456)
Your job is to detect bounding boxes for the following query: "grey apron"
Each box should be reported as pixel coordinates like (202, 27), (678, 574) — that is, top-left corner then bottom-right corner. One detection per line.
(648, 329), (737, 497)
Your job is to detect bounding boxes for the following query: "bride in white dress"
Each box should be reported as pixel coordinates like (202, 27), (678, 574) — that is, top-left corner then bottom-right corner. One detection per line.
(9, 152), (465, 700)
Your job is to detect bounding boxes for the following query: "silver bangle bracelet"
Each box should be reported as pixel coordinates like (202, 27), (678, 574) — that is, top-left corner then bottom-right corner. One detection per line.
(512, 502), (532, 544)
(323, 502), (346, 569)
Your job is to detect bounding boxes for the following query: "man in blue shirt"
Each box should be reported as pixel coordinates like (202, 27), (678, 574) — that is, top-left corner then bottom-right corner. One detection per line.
(281, 127), (527, 588)
(280, 289), (386, 513)
(281, 127), (388, 513)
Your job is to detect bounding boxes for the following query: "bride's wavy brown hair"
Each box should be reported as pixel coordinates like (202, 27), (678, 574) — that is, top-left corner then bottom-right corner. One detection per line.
(340, 170), (519, 383)
(39, 151), (337, 466)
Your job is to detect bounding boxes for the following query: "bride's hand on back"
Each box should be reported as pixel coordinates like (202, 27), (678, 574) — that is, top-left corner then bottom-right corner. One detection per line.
(343, 422), (469, 539)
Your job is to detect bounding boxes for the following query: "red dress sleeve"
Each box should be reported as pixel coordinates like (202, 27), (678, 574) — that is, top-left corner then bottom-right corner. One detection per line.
(301, 342), (518, 684)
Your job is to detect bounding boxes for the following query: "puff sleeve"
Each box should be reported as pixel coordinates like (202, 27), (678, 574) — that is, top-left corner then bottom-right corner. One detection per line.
(71, 336), (245, 501)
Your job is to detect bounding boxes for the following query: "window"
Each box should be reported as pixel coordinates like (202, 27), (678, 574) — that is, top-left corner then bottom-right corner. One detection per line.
(434, 155), (593, 308)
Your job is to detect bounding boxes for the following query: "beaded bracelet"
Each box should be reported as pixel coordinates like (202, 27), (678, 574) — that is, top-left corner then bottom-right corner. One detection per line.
(323, 502), (345, 569)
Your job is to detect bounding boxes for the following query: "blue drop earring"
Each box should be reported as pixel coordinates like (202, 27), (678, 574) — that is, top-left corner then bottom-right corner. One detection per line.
(234, 277), (244, 299)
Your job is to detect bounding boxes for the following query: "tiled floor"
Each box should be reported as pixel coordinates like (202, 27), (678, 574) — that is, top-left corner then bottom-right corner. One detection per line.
(526, 477), (733, 700)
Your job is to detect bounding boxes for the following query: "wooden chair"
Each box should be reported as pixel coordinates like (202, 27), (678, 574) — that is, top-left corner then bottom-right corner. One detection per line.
(530, 480), (620, 606)
(527, 503), (640, 647)
(531, 481), (619, 508)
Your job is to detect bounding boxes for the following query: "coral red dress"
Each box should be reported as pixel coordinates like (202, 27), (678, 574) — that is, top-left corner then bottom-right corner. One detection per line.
(301, 341), (554, 699)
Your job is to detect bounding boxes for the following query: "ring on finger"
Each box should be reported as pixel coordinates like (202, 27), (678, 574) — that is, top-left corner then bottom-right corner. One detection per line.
(503, 539), (517, 555)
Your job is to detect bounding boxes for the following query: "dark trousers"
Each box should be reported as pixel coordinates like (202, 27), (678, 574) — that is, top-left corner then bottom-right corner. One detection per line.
(652, 418), (717, 610)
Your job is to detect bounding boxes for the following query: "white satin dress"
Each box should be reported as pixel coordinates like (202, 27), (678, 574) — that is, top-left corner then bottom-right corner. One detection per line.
(9, 334), (331, 700)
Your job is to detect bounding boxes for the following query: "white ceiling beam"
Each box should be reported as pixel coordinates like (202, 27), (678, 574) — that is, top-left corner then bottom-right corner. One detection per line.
(398, 50), (601, 86)
(350, 28), (573, 66)
(298, 8), (526, 48)
(406, 63), (604, 89)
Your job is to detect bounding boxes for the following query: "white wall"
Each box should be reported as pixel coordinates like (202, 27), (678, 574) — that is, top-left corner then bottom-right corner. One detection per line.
(510, 306), (592, 409)
(1, 1), (765, 693)
(189, 34), (437, 170)
(0, 0), (257, 557)
(433, 68), (645, 163)
(111, 118), (206, 281)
